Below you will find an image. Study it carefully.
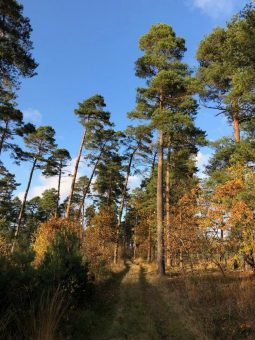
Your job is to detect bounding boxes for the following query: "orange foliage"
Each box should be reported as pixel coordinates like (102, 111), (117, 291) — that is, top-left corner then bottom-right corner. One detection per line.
(83, 208), (116, 274)
(170, 188), (200, 256)
(214, 179), (244, 201)
(229, 201), (253, 227)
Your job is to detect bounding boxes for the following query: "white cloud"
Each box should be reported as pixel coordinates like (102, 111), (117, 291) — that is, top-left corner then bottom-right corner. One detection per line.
(128, 174), (142, 190)
(18, 157), (90, 201)
(18, 152), (209, 202)
(196, 151), (211, 178)
(188, 0), (236, 18)
(23, 108), (42, 124)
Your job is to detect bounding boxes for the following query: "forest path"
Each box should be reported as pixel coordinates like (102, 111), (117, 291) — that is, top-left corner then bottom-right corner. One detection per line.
(100, 261), (196, 340)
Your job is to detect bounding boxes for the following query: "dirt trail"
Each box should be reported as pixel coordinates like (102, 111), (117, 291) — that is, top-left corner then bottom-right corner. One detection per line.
(102, 261), (196, 340)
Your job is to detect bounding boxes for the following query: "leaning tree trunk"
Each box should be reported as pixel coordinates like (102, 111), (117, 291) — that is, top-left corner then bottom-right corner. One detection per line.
(55, 166), (62, 218)
(157, 129), (165, 276)
(65, 128), (87, 218)
(11, 158), (37, 253)
(165, 148), (171, 268)
(113, 150), (136, 264)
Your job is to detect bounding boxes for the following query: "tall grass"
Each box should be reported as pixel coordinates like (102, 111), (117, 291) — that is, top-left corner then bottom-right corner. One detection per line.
(0, 287), (69, 340)
(173, 271), (255, 339)
(20, 287), (69, 340)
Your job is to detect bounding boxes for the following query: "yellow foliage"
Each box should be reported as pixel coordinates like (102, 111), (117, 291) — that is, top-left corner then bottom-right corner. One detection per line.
(33, 218), (82, 266)
(0, 235), (9, 257)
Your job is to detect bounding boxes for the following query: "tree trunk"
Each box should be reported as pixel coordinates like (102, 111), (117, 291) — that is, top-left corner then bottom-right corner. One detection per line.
(11, 158), (37, 252)
(77, 149), (103, 220)
(65, 128), (87, 218)
(157, 130), (165, 276)
(233, 111), (240, 142)
(166, 148), (171, 268)
(55, 166), (62, 218)
(113, 150), (136, 264)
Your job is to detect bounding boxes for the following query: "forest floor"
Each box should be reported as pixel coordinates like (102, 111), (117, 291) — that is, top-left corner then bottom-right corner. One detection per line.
(85, 261), (205, 340)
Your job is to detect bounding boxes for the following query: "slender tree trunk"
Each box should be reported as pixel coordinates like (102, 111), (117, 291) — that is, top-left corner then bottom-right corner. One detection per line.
(233, 111), (240, 142)
(113, 150), (136, 264)
(221, 229), (224, 239)
(11, 158), (37, 253)
(55, 166), (62, 218)
(157, 129), (165, 276)
(65, 128), (87, 218)
(77, 150), (103, 219)
(0, 121), (9, 156)
(166, 148), (171, 268)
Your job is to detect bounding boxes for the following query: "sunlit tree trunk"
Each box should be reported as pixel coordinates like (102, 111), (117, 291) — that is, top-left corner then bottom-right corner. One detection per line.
(157, 128), (165, 276)
(166, 148), (171, 268)
(55, 165), (62, 218)
(65, 128), (87, 218)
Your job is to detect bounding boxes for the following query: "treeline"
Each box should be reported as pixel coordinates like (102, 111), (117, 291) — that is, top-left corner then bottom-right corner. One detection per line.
(1, 0), (255, 337)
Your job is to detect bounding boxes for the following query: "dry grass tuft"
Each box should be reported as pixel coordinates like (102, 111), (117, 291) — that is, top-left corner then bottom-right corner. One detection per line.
(18, 287), (69, 340)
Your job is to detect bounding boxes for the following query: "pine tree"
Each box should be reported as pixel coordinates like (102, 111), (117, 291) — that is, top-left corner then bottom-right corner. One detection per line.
(39, 188), (59, 219)
(43, 148), (71, 217)
(197, 4), (255, 143)
(93, 150), (124, 209)
(77, 128), (118, 220)
(130, 23), (205, 275)
(65, 95), (112, 218)
(0, 99), (35, 158)
(0, 0), (38, 89)
(73, 175), (90, 219)
(0, 162), (20, 241)
(12, 126), (56, 251)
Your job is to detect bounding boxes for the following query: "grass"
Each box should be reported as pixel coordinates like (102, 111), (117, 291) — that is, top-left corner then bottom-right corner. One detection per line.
(3, 260), (255, 339)
(0, 287), (69, 340)
(164, 268), (255, 339)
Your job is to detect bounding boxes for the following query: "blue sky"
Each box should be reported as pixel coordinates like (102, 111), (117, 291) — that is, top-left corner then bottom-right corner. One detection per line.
(6, 0), (249, 199)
